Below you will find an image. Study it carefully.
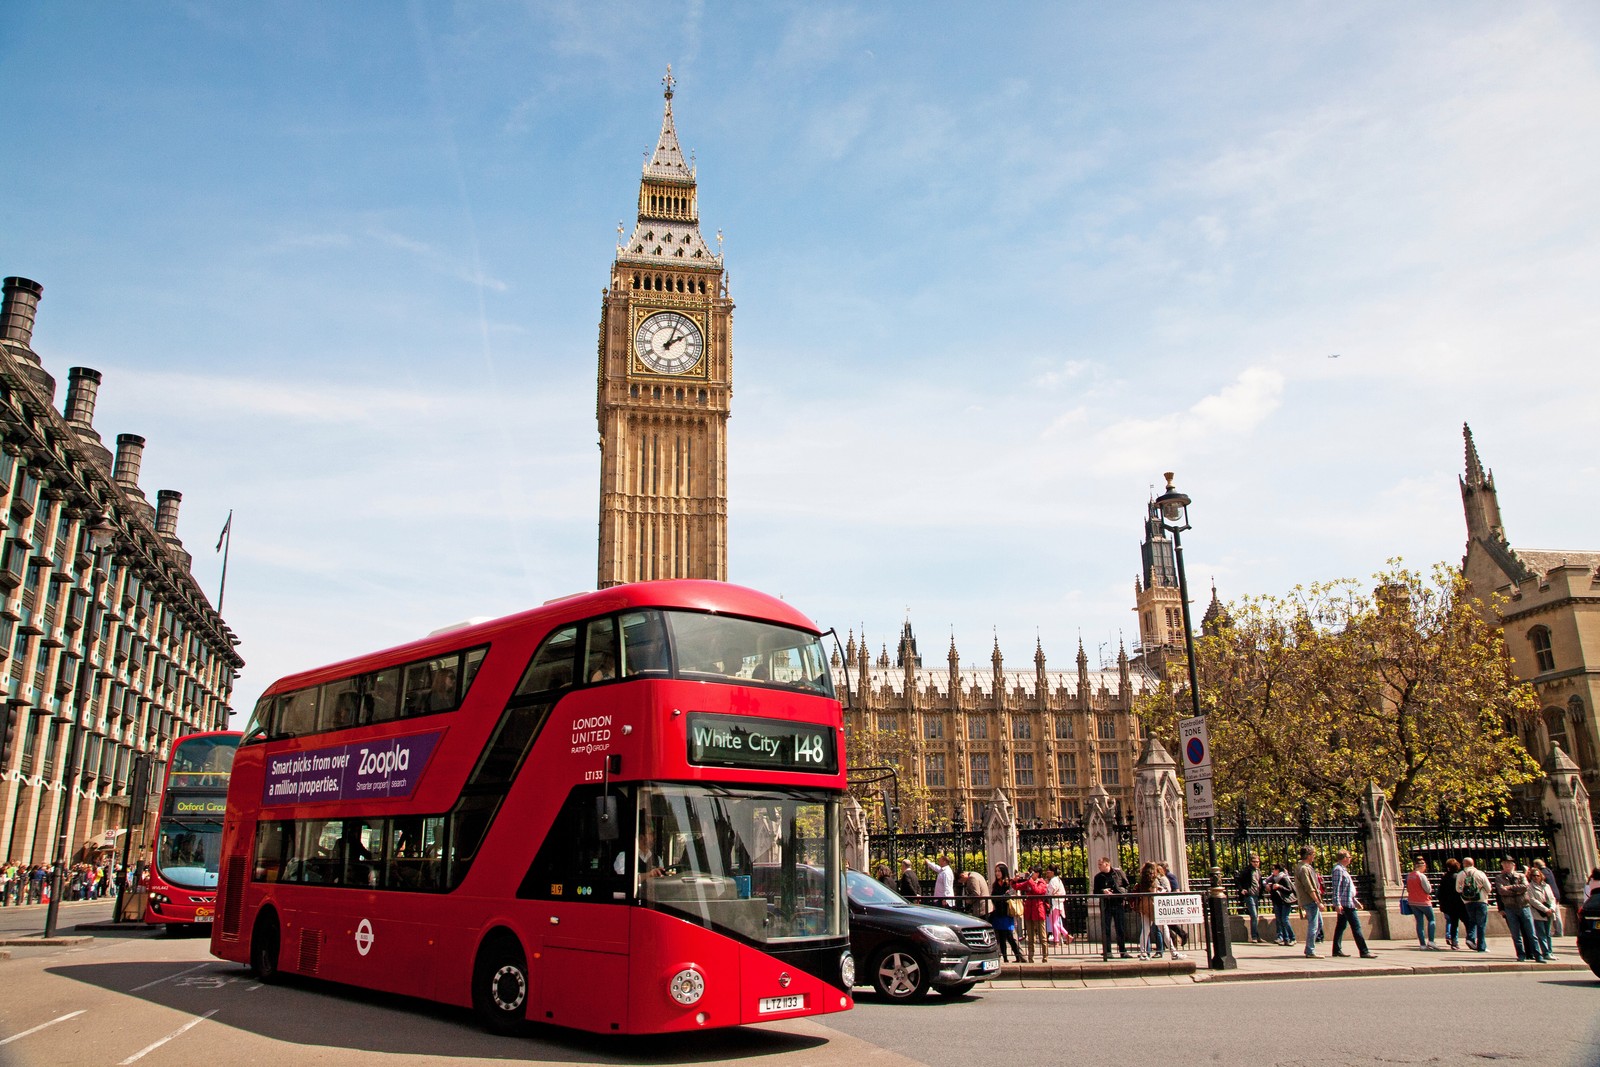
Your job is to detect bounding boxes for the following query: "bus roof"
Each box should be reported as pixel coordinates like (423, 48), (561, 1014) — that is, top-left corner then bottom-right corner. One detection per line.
(261, 580), (823, 698)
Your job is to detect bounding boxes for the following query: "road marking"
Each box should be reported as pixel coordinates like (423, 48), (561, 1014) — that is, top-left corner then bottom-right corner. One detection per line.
(117, 1009), (218, 1065)
(0, 1010), (86, 1046)
(129, 962), (209, 992)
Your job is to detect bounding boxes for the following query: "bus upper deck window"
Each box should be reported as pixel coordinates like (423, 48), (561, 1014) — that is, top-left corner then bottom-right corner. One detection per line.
(516, 625), (579, 696)
(585, 619), (617, 683)
(621, 612), (668, 677)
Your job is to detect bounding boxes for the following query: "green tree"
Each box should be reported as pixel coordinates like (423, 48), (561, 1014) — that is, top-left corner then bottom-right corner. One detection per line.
(843, 725), (935, 827)
(1138, 561), (1539, 820)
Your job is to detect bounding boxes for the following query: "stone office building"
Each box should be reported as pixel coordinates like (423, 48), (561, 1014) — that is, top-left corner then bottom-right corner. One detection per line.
(0, 276), (243, 865)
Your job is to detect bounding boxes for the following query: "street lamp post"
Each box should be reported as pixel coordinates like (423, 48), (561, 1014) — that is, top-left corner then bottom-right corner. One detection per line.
(43, 516), (116, 939)
(1153, 472), (1235, 970)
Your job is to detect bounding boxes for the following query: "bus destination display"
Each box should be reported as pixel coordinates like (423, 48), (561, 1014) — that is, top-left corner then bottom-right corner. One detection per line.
(686, 714), (837, 774)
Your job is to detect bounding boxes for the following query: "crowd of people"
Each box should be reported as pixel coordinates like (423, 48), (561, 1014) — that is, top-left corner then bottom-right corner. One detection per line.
(0, 859), (141, 905)
(880, 846), (1600, 965)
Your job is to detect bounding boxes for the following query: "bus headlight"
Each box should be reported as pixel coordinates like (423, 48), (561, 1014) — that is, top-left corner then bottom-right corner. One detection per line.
(668, 967), (705, 1006)
(840, 950), (856, 988)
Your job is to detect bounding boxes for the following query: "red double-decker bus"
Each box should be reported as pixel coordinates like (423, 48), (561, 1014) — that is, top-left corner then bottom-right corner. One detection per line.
(145, 731), (242, 931)
(210, 581), (852, 1035)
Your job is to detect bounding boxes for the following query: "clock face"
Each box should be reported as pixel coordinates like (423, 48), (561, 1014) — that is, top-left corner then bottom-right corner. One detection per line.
(633, 311), (704, 375)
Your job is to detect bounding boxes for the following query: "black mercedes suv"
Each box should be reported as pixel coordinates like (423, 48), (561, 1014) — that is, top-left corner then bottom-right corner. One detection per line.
(845, 869), (1001, 1000)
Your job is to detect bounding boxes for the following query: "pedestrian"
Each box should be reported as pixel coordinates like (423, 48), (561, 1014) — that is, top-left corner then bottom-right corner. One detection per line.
(1293, 846), (1323, 958)
(1154, 861), (1185, 959)
(1133, 862), (1162, 960)
(1528, 866), (1557, 961)
(1092, 856), (1131, 960)
(1019, 868), (1050, 962)
(989, 863), (1024, 963)
(1404, 856), (1438, 949)
(958, 866), (992, 919)
(1235, 852), (1265, 944)
(1494, 857), (1543, 962)
(1329, 849), (1376, 959)
(1585, 867), (1600, 903)
(875, 863), (893, 889)
(1044, 865), (1073, 946)
(1456, 856), (1492, 952)
(896, 859), (921, 900)
(0, 863), (10, 907)
(1437, 858), (1466, 949)
(924, 853), (956, 908)
(1267, 863), (1297, 945)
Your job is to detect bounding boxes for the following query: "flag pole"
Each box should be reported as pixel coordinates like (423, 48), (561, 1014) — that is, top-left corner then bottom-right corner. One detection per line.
(216, 510), (233, 612)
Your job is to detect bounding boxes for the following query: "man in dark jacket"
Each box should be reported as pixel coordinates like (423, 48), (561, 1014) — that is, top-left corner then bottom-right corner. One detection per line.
(1091, 856), (1131, 960)
(1235, 853), (1264, 943)
(896, 859), (921, 900)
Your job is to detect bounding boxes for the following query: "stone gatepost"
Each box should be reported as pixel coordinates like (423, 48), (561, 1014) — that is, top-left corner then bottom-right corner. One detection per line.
(1085, 783), (1120, 876)
(985, 789), (1019, 877)
(1358, 782), (1403, 939)
(843, 795), (870, 875)
(1541, 743), (1599, 903)
(1133, 737), (1188, 890)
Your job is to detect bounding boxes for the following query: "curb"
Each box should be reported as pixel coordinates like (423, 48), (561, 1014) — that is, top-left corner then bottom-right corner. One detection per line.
(996, 957), (1198, 981)
(1198, 960), (1591, 984)
(73, 922), (158, 933)
(0, 936), (95, 947)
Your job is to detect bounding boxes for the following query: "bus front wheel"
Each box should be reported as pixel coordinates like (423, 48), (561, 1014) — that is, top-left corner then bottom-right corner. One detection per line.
(472, 932), (529, 1034)
(250, 911), (282, 984)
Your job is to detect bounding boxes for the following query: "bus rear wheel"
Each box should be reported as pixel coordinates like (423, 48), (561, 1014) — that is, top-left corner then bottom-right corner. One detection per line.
(473, 933), (529, 1034)
(250, 911), (281, 983)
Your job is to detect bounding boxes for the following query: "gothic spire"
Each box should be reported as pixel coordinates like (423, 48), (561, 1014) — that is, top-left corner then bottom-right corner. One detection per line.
(645, 65), (693, 180)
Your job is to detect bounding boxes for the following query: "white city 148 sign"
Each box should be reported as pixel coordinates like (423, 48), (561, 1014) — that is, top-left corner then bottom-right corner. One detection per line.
(1186, 775), (1215, 820)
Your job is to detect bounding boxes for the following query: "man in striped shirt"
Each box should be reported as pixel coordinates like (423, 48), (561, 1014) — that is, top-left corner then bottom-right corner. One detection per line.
(1330, 848), (1377, 959)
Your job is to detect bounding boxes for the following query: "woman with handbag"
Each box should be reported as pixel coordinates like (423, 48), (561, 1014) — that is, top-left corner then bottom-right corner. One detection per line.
(1404, 856), (1438, 949)
(989, 863), (1024, 964)
(1133, 862), (1161, 960)
(1438, 858), (1468, 949)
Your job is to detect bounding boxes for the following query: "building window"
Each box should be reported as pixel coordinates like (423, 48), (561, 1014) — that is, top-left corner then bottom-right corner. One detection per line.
(1012, 717), (1031, 740)
(1529, 627), (1555, 673)
(1054, 716), (1073, 739)
(1014, 753), (1035, 786)
(1097, 715), (1116, 741)
(1098, 750), (1121, 786)
(925, 753), (946, 787)
(1056, 752), (1077, 786)
(1061, 798), (1080, 821)
(968, 717), (988, 740)
(1018, 799), (1037, 822)
(924, 715), (943, 740)
(1543, 706), (1569, 758)
(876, 713), (898, 732)
(970, 753), (990, 788)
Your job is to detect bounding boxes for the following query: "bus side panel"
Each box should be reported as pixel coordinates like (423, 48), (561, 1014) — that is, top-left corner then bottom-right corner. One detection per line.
(539, 944), (629, 1032)
(625, 908), (742, 1034)
(293, 890), (442, 1002)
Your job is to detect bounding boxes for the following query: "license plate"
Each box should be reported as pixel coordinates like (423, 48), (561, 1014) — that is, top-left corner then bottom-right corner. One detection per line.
(758, 994), (805, 1014)
(976, 958), (998, 973)
(194, 908), (214, 922)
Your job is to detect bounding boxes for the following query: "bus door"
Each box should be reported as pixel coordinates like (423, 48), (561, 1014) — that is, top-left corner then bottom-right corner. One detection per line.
(521, 786), (633, 1031)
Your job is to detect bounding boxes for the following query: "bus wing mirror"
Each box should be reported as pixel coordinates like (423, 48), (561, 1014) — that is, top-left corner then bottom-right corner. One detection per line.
(595, 795), (620, 841)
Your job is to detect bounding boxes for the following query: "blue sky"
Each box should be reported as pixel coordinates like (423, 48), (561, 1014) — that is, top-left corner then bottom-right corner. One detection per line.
(4, 2), (1597, 720)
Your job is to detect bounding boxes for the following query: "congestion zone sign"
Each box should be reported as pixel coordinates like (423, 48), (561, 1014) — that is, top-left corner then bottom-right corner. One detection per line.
(1179, 715), (1211, 778)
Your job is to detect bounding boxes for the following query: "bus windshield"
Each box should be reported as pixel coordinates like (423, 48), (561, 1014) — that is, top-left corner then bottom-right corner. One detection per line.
(168, 734), (237, 787)
(665, 612), (834, 698)
(155, 819), (224, 889)
(637, 784), (842, 944)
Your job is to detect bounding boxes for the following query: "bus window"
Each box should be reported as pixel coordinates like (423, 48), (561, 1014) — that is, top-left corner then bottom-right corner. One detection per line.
(383, 816), (446, 891)
(461, 648), (487, 691)
(620, 611), (668, 676)
(516, 626), (578, 696)
(277, 687), (320, 738)
(254, 821), (292, 882)
(333, 818), (381, 888)
(402, 658), (458, 715)
(367, 668), (400, 723)
(320, 676), (364, 732)
(242, 695), (278, 745)
(585, 618), (617, 683)
(519, 785), (636, 902)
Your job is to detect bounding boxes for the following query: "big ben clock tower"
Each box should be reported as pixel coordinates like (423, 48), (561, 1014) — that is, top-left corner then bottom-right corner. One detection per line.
(597, 67), (731, 588)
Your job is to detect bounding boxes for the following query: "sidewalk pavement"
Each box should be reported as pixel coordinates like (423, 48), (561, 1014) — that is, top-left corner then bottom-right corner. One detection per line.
(988, 937), (1593, 988)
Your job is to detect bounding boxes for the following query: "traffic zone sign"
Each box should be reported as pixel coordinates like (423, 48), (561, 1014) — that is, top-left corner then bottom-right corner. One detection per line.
(1179, 715), (1211, 779)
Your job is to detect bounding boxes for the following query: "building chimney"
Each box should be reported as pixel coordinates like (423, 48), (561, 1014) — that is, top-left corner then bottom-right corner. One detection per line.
(0, 277), (44, 348)
(155, 490), (182, 540)
(64, 367), (103, 430)
(114, 434), (146, 493)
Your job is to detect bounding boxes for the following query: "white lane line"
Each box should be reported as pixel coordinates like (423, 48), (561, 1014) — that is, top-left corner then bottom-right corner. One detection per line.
(129, 962), (209, 993)
(0, 1010), (87, 1046)
(117, 1009), (218, 1065)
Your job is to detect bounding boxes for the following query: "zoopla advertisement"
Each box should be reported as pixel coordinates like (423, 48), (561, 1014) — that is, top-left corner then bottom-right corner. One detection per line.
(261, 730), (443, 805)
